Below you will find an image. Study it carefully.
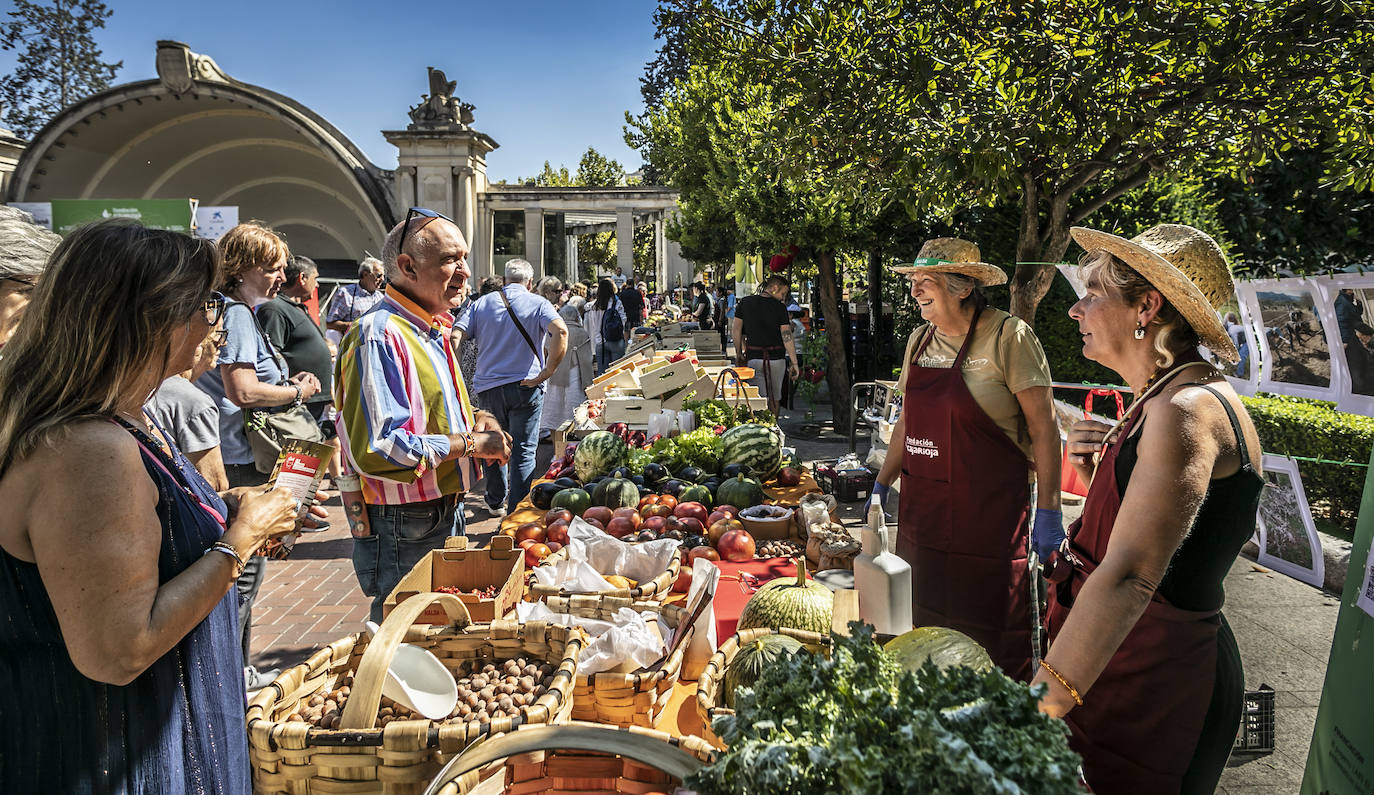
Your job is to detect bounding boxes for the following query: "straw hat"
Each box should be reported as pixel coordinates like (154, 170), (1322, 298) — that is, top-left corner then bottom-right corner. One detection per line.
(1069, 224), (1239, 363)
(895, 238), (1007, 286)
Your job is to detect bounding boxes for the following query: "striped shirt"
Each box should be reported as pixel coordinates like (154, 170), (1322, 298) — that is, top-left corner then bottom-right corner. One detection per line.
(334, 289), (475, 505)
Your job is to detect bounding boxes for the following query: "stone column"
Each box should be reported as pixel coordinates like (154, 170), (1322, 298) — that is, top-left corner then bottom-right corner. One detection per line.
(566, 234), (578, 282)
(384, 124), (498, 272)
(616, 208), (634, 279)
(654, 216), (667, 293)
(524, 208), (545, 277)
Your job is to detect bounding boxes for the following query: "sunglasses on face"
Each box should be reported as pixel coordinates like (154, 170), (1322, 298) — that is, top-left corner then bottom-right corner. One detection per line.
(397, 207), (456, 260)
(1, 275), (38, 294)
(201, 291), (226, 325)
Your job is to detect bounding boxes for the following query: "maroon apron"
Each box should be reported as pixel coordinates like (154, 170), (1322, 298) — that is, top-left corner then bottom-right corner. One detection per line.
(1046, 395), (1221, 794)
(898, 311), (1033, 681)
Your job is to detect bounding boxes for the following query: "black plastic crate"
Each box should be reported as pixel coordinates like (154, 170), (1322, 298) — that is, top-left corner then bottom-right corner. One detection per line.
(814, 460), (876, 502)
(1232, 685), (1275, 755)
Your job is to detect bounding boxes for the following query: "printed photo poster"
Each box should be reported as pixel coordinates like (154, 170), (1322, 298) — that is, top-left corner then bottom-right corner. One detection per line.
(1256, 454), (1325, 589)
(1324, 273), (1374, 418)
(7, 201), (52, 229)
(1243, 277), (1346, 402)
(1214, 283), (1261, 396)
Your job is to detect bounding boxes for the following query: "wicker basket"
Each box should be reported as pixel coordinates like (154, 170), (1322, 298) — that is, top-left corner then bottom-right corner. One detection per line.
(694, 626), (830, 745)
(527, 547), (681, 604)
(246, 593), (585, 794)
(542, 594), (692, 728)
(422, 722), (717, 795)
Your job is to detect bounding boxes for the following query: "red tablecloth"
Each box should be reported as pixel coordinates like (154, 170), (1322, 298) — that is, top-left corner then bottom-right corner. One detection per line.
(709, 557), (801, 640)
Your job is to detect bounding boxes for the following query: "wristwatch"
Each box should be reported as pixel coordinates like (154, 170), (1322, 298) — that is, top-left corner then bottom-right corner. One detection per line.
(291, 382), (304, 407)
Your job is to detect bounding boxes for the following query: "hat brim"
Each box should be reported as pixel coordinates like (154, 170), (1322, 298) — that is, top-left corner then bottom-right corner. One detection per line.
(893, 261), (1008, 287)
(1070, 227), (1239, 364)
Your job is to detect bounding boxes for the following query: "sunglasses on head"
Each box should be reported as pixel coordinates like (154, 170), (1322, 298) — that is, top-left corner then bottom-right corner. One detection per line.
(396, 207), (455, 259)
(201, 291), (226, 325)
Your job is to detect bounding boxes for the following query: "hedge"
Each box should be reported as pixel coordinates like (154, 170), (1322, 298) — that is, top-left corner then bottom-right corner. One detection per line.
(1241, 394), (1374, 537)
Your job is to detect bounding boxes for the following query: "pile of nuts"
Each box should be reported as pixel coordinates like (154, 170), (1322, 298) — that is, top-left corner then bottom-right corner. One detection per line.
(756, 538), (806, 558)
(283, 658), (560, 729)
(434, 584), (500, 598)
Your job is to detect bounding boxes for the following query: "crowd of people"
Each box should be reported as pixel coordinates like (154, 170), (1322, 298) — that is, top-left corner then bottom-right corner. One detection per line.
(0, 202), (1265, 795)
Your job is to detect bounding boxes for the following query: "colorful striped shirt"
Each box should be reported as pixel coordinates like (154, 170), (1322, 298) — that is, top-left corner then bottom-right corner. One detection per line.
(334, 289), (475, 505)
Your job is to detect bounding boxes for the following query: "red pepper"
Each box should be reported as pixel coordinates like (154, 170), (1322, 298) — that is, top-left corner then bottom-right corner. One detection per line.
(644, 433), (663, 448)
(542, 459), (564, 478)
(713, 425), (726, 435)
(628, 430), (647, 447)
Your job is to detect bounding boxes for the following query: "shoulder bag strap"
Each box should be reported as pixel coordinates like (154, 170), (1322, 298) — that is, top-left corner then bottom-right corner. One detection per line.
(498, 287), (544, 366)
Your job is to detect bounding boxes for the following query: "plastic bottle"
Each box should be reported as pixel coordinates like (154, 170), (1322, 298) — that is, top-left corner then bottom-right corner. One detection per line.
(854, 502), (913, 636)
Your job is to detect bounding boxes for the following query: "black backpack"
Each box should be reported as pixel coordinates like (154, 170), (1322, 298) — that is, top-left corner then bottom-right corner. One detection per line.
(601, 297), (625, 340)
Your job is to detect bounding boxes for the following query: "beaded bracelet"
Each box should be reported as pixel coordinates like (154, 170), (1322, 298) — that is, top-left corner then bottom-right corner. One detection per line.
(205, 541), (246, 578)
(1039, 659), (1083, 706)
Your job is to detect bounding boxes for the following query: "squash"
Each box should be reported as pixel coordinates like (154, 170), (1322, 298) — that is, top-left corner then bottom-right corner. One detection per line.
(593, 477), (641, 509)
(736, 557), (833, 635)
(716, 474), (765, 508)
(723, 634), (806, 707)
(884, 627), (994, 674)
(678, 484), (713, 507)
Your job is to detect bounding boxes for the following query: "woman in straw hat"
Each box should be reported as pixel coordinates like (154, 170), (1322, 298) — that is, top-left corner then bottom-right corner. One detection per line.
(871, 238), (1062, 682)
(1038, 224), (1261, 794)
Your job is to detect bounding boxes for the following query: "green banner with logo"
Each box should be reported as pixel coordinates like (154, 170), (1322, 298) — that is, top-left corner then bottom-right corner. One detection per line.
(49, 199), (195, 235)
(1302, 444), (1374, 794)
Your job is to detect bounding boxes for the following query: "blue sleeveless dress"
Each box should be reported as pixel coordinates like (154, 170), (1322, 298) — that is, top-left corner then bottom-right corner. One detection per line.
(0, 418), (251, 793)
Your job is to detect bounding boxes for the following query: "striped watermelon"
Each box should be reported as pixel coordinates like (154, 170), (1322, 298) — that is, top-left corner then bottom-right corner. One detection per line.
(720, 423), (783, 480)
(573, 431), (627, 481)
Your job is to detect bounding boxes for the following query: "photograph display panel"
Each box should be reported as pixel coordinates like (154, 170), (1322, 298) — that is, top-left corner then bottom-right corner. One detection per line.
(1324, 273), (1374, 417)
(1247, 278), (1345, 401)
(1255, 454), (1325, 588)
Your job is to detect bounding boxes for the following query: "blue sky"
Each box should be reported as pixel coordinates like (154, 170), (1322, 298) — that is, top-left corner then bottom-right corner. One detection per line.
(0, 0), (660, 182)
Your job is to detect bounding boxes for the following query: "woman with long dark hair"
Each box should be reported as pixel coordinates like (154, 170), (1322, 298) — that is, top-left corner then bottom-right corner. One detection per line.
(586, 277), (628, 373)
(0, 220), (301, 792)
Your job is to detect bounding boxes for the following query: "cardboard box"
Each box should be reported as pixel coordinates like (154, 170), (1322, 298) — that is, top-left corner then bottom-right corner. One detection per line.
(383, 535), (525, 624)
(601, 395), (663, 426)
(638, 358), (700, 399)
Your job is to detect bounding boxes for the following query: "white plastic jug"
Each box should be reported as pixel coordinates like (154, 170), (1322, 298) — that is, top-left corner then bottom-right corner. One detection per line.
(854, 503), (913, 636)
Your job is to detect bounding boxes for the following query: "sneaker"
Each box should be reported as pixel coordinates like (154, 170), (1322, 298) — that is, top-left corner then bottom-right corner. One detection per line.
(486, 504), (507, 519)
(298, 518), (330, 533)
(244, 665), (281, 695)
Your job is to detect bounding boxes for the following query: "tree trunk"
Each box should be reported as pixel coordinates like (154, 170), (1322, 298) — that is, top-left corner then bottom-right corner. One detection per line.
(1008, 197), (1075, 326)
(867, 249), (884, 381)
(816, 250), (852, 431)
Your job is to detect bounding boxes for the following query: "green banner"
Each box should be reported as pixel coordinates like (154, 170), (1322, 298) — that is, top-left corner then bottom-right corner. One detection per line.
(1302, 443), (1374, 794)
(49, 199), (195, 236)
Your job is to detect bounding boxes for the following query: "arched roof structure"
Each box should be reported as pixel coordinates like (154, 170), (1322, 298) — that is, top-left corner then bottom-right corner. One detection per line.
(7, 41), (395, 260)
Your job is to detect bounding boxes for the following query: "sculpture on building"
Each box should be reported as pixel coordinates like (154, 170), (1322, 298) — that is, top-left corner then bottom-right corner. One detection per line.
(407, 67), (476, 130)
(155, 40), (234, 95)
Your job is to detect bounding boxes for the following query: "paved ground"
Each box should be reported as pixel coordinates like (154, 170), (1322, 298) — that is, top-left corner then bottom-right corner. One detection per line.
(251, 408), (1340, 791)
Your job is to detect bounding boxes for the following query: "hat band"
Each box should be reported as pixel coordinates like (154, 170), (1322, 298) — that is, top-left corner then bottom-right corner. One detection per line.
(911, 257), (953, 267)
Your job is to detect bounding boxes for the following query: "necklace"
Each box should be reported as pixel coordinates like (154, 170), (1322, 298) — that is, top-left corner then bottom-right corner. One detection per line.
(1102, 360), (1216, 447)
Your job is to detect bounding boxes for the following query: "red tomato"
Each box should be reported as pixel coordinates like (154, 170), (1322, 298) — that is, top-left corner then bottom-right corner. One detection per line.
(689, 546), (719, 562)
(515, 523), (546, 544)
(611, 507), (642, 530)
(524, 543), (552, 568)
(673, 501), (709, 524)
(544, 508), (573, 526)
(717, 528), (756, 562)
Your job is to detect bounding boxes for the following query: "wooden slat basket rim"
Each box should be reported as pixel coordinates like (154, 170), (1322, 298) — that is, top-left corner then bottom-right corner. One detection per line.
(694, 626), (831, 743)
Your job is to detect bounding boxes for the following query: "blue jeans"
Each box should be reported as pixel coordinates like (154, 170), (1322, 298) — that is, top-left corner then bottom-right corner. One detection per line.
(352, 495), (465, 622)
(477, 382), (544, 513)
(597, 337), (627, 374)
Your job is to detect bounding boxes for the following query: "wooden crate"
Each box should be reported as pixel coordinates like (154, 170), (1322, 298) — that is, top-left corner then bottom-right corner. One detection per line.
(601, 396), (663, 426)
(660, 374), (717, 410)
(638, 358), (700, 399)
(691, 331), (723, 352)
(383, 536), (525, 624)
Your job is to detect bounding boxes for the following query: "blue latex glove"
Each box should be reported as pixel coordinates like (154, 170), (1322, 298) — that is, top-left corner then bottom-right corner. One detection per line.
(871, 481), (891, 509)
(1032, 508), (1065, 561)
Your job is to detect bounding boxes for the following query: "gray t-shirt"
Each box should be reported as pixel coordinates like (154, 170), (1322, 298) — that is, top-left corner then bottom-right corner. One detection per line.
(146, 376), (220, 454)
(195, 300), (286, 465)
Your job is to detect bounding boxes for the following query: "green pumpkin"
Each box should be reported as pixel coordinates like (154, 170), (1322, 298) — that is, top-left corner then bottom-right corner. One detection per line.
(592, 477), (640, 509)
(737, 558), (833, 635)
(723, 634), (806, 707)
(678, 483), (713, 508)
(884, 627), (994, 674)
(551, 487), (592, 516)
(716, 474), (765, 508)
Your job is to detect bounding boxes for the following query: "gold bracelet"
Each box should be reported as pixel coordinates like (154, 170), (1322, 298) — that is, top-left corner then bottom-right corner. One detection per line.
(1039, 659), (1083, 706)
(206, 541), (246, 578)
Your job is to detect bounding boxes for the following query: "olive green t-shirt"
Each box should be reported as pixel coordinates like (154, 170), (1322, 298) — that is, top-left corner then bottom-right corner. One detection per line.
(896, 308), (1052, 462)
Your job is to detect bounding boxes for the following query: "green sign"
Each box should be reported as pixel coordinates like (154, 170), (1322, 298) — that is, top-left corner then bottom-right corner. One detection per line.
(1302, 446), (1374, 794)
(49, 199), (195, 236)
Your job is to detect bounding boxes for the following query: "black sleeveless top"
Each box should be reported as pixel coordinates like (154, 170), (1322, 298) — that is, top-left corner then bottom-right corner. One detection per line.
(1114, 384), (1264, 612)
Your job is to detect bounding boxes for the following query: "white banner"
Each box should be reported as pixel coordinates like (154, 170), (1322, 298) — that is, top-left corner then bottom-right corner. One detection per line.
(7, 202), (52, 229)
(194, 206), (238, 240)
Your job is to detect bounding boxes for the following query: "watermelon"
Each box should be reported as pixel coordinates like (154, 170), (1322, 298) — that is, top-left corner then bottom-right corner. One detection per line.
(737, 558), (833, 635)
(720, 424), (783, 481)
(574, 431), (627, 481)
(723, 634), (806, 707)
(593, 477), (640, 509)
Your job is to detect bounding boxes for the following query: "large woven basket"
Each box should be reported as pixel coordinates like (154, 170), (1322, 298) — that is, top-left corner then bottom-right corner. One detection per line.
(246, 593), (585, 794)
(527, 547), (680, 604)
(542, 593), (692, 728)
(694, 625), (830, 746)
(422, 722), (717, 795)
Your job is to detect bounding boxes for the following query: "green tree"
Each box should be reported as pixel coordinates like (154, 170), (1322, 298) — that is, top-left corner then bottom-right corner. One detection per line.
(679, 0), (1374, 324)
(0, 0), (120, 138)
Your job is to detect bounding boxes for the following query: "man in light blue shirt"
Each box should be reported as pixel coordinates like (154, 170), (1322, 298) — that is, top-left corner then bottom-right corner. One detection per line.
(453, 259), (568, 516)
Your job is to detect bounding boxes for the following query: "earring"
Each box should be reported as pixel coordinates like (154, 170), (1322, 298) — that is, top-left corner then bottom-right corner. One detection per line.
(1134, 322), (1146, 340)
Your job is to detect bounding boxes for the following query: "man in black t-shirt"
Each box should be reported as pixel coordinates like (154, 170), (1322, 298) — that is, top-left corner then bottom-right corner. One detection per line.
(732, 275), (799, 414)
(618, 281), (645, 328)
(257, 256), (333, 422)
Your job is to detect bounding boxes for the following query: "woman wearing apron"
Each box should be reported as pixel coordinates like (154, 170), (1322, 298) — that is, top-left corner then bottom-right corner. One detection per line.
(1039, 224), (1261, 794)
(872, 238), (1062, 682)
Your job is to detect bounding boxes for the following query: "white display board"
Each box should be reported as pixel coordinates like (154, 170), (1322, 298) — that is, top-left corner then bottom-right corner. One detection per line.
(1242, 277), (1347, 402)
(1256, 454), (1325, 588)
(194, 206), (238, 241)
(1323, 273), (1374, 417)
